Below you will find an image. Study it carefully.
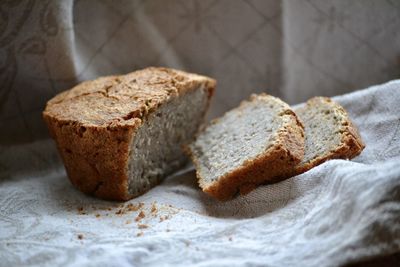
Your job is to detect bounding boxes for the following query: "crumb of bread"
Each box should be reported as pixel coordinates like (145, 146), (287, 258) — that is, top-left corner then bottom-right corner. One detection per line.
(127, 202), (144, 212)
(77, 234), (84, 240)
(135, 211), (145, 222)
(77, 207), (87, 215)
(138, 224), (148, 229)
(137, 232), (143, 237)
(126, 220), (132, 224)
(151, 202), (157, 214)
(114, 202), (145, 215)
(159, 213), (173, 222)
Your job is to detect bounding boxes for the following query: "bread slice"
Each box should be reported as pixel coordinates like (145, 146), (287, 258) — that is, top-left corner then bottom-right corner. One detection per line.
(186, 94), (305, 201)
(43, 67), (216, 201)
(291, 97), (365, 175)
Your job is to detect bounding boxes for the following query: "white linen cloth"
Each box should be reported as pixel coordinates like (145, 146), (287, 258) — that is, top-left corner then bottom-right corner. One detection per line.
(1, 80), (399, 267)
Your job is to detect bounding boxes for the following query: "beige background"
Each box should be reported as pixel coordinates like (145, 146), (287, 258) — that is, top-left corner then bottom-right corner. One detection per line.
(0, 0), (399, 144)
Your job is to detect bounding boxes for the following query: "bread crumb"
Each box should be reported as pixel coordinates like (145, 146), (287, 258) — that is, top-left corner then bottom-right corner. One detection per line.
(95, 214), (101, 218)
(135, 211), (145, 222)
(159, 214), (171, 222)
(126, 202), (143, 212)
(137, 232), (143, 237)
(113, 202), (145, 215)
(77, 234), (84, 240)
(126, 220), (132, 224)
(77, 207), (87, 215)
(151, 202), (157, 214)
(138, 224), (148, 229)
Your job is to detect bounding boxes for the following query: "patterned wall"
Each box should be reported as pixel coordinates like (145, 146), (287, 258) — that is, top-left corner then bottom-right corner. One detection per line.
(282, 0), (400, 103)
(0, 0), (399, 144)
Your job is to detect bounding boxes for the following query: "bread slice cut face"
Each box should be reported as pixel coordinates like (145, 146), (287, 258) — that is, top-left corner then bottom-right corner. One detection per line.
(187, 94), (305, 200)
(292, 97), (365, 175)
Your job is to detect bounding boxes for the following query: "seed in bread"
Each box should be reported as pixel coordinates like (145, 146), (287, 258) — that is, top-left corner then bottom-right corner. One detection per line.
(43, 67), (216, 201)
(186, 94), (305, 201)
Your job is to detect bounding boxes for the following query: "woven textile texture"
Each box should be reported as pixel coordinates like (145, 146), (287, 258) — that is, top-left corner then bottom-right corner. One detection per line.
(1, 81), (399, 267)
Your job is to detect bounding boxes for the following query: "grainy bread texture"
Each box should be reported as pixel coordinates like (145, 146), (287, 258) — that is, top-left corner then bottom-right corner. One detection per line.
(291, 97), (365, 175)
(43, 67), (216, 201)
(186, 94), (305, 201)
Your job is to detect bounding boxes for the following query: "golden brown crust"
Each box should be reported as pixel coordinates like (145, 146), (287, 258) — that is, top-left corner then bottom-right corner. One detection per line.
(44, 67), (216, 127)
(43, 67), (216, 201)
(187, 94), (305, 201)
(44, 116), (138, 200)
(292, 97), (365, 175)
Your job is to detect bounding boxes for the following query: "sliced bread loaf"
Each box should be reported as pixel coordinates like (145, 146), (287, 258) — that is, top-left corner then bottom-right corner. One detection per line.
(186, 94), (305, 200)
(43, 67), (216, 201)
(291, 97), (365, 175)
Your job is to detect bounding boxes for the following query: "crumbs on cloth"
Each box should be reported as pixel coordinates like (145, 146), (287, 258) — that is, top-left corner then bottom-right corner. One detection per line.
(74, 202), (180, 236)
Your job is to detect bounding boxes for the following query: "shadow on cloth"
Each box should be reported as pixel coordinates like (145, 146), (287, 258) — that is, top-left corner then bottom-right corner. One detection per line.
(162, 167), (304, 219)
(18, 160), (309, 219)
(0, 139), (62, 182)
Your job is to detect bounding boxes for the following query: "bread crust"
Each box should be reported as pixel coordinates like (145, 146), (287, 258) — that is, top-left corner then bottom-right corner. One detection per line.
(187, 94), (305, 201)
(43, 117), (138, 200)
(292, 97), (365, 175)
(43, 67), (216, 201)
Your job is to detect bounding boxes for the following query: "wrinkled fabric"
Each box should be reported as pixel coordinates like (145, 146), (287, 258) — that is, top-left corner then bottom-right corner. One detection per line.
(0, 81), (399, 267)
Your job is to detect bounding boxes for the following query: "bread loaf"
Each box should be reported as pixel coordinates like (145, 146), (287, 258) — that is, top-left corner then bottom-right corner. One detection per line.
(43, 67), (215, 200)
